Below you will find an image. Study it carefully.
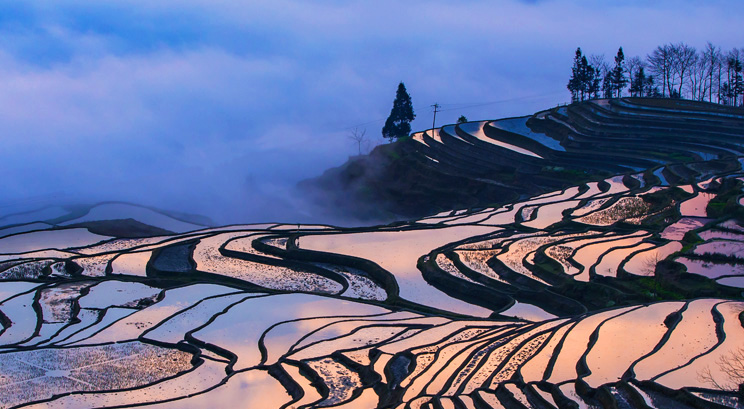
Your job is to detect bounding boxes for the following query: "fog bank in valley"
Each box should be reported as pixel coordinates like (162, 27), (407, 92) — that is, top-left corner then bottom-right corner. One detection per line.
(1, 0), (741, 225)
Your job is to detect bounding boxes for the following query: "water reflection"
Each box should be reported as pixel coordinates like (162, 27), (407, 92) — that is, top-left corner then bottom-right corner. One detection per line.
(300, 226), (496, 317)
(1, 162), (744, 408)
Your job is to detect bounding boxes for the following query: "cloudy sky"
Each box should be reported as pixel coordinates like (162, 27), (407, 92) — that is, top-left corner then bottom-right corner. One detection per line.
(0, 0), (741, 224)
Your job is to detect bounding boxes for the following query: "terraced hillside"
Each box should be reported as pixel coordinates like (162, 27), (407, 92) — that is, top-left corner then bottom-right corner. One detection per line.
(1, 98), (744, 408)
(303, 98), (744, 220)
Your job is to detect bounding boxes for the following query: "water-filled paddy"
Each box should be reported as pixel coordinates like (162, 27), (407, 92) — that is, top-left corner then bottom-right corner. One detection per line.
(458, 121), (543, 159)
(299, 226), (496, 317)
(2, 149), (744, 408)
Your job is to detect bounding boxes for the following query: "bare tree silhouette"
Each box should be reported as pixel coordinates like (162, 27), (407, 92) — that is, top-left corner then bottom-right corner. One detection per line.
(699, 306), (744, 396)
(642, 251), (663, 276)
(348, 127), (369, 156)
(699, 347), (744, 394)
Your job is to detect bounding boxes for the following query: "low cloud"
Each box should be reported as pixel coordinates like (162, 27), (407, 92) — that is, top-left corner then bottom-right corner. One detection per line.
(0, 0), (741, 224)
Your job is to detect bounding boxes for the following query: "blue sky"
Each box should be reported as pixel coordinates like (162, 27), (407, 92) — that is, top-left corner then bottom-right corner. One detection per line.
(0, 0), (741, 223)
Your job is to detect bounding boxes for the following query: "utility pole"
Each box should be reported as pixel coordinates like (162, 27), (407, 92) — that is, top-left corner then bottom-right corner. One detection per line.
(431, 103), (440, 130)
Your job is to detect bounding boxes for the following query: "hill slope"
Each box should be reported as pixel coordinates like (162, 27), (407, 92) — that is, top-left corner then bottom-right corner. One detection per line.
(3, 97), (744, 409)
(301, 98), (744, 221)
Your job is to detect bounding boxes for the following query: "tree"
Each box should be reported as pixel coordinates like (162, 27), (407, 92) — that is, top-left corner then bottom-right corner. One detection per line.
(586, 54), (611, 99)
(348, 127), (369, 156)
(720, 51), (742, 106)
(699, 346), (744, 394)
(629, 67), (658, 98)
(602, 73), (614, 98)
(457, 115), (468, 124)
(702, 42), (723, 102)
(647, 42), (697, 99)
(648, 78), (662, 98)
(587, 54), (606, 99)
(690, 50), (707, 101)
(567, 48), (585, 102)
(569, 42), (741, 105)
(648, 45), (673, 97)
(626, 56), (644, 96)
(596, 54), (613, 99)
(569, 49), (606, 102)
(630, 67), (647, 97)
(728, 50), (743, 106)
(671, 42), (697, 98)
(611, 47), (628, 97)
(720, 81), (732, 105)
(382, 82), (416, 142)
(589, 66), (602, 99)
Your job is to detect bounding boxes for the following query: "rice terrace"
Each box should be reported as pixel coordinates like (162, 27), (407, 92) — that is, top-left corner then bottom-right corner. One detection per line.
(2, 96), (744, 408)
(1, 2), (744, 409)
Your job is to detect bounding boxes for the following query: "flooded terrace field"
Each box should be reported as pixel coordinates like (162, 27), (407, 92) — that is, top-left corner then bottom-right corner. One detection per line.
(2, 99), (744, 408)
(2, 162), (744, 408)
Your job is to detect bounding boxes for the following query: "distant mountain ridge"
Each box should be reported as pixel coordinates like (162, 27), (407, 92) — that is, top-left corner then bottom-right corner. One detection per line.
(0, 201), (213, 239)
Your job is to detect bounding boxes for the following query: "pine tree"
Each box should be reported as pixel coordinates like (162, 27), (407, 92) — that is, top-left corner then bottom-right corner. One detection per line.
(567, 48), (584, 102)
(612, 47), (628, 98)
(720, 82), (732, 105)
(602, 73), (614, 98)
(382, 82), (416, 142)
(588, 67), (602, 99)
(457, 115), (468, 124)
(645, 75), (660, 97)
(579, 56), (592, 100)
(630, 67), (647, 97)
(733, 57), (743, 106)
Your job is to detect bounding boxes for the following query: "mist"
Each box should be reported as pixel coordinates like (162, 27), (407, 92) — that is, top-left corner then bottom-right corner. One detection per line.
(1, 0), (742, 226)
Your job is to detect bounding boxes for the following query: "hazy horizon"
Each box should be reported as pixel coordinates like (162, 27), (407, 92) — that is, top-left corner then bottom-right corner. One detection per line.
(1, 0), (742, 225)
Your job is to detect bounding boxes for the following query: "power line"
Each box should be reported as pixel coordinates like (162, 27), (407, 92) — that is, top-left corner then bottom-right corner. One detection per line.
(437, 91), (566, 112)
(440, 91), (563, 106)
(334, 91), (566, 132)
(336, 116), (389, 132)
